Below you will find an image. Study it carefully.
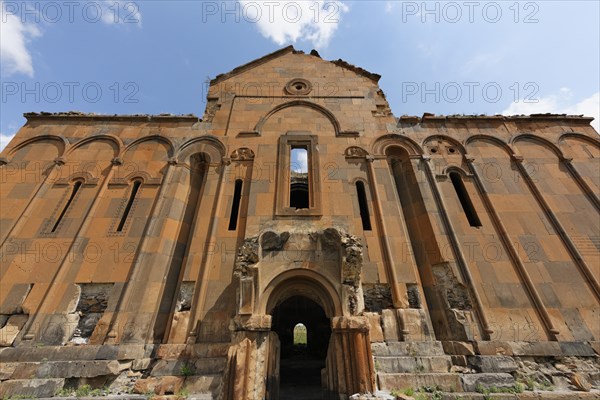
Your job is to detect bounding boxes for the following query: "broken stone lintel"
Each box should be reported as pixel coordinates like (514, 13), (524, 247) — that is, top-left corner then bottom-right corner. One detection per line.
(331, 316), (370, 332)
(230, 314), (272, 332)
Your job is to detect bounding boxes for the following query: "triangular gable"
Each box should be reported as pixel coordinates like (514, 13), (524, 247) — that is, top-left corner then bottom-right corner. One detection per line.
(211, 46), (380, 85)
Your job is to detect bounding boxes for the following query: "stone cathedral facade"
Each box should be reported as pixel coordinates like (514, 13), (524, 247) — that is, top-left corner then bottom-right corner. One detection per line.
(0, 46), (599, 399)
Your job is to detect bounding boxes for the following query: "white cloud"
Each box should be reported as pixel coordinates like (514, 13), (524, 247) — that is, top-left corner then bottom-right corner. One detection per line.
(238, 1), (348, 49)
(0, 2), (41, 77)
(503, 89), (599, 131)
(0, 132), (16, 151)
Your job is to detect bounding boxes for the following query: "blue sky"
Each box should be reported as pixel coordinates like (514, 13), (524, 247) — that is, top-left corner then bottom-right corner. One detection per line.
(1, 1), (599, 150)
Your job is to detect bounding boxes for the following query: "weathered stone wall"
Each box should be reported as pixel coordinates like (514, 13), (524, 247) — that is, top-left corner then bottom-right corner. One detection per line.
(0, 46), (598, 398)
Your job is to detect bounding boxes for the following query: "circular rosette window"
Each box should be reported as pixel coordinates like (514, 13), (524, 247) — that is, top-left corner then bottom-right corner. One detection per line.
(285, 78), (312, 96)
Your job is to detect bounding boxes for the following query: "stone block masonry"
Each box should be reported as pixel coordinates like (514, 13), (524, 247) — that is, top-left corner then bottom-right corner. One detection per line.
(1, 46), (599, 399)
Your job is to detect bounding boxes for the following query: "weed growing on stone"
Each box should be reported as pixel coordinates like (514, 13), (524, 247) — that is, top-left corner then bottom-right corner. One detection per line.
(518, 377), (554, 391)
(65, 384), (108, 397)
(390, 387), (415, 397)
(417, 385), (443, 400)
(55, 387), (74, 397)
(374, 360), (380, 371)
(476, 382), (526, 396)
(179, 363), (194, 377)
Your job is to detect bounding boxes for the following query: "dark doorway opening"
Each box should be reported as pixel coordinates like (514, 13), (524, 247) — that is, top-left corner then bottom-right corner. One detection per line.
(271, 296), (331, 400)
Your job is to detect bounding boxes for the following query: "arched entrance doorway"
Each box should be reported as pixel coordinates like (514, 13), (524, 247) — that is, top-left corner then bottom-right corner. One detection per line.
(258, 271), (374, 400)
(271, 296), (331, 399)
(262, 272), (339, 400)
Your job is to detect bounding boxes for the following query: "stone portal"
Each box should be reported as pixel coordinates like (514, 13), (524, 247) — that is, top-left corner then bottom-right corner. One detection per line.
(271, 295), (331, 399)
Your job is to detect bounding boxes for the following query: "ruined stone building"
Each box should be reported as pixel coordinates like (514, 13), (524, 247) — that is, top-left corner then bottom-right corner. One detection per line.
(1, 46), (599, 399)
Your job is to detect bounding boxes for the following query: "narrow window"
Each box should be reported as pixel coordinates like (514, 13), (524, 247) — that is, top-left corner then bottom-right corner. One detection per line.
(449, 172), (481, 227)
(117, 180), (141, 232)
(51, 181), (83, 232)
(355, 181), (372, 231)
(290, 146), (309, 209)
(228, 179), (243, 231)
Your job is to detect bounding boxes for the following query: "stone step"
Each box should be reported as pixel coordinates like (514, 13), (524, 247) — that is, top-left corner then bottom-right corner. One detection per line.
(371, 341), (445, 357)
(156, 342), (231, 359)
(377, 371), (517, 394)
(377, 372), (462, 392)
(473, 341), (597, 357)
(6, 360), (132, 379)
(466, 355), (518, 373)
(3, 357), (226, 381)
(461, 373), (515, 392)
(374, 390), (600, 399)
(184, 374), (222, 395)
(0, 378), (65, 398)
(0, 344), (153, 362)
(133, 374), (221, 397)
(43, 397), (147, 400)
(0, 342), (231, 363)
(150, 357), (227, 376)
(374, 355), (452, 373)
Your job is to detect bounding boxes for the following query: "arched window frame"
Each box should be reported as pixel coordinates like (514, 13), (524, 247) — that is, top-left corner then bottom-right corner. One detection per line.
(447, 170), (482, 227)
(228, 179), (243, 231)
(353, 179), (372, 231)
(115, 179), (143, 233)
(50, 179), (84, 233)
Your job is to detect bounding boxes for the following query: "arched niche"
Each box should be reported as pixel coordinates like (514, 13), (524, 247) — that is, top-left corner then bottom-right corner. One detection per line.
(511, 134), (567, 160)
(122, 136), (174, 180)
(259, 102), (337, 137)
(464, 134), (514, 158)
(558, 133), (600, 159)
(422, 134), (466, 158)
(8, 135), (67, 162)
(371, 134), (422, 157)
(0, 136), (67, 239)
(177, 137), (225, 166)
(64, 136), (120, 180)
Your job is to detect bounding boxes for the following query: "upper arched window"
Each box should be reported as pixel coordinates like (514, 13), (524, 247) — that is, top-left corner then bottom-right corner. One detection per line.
(116, 180), (142, 232)
(449, 172), (481, 227)
(51, 180), (83, 233)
